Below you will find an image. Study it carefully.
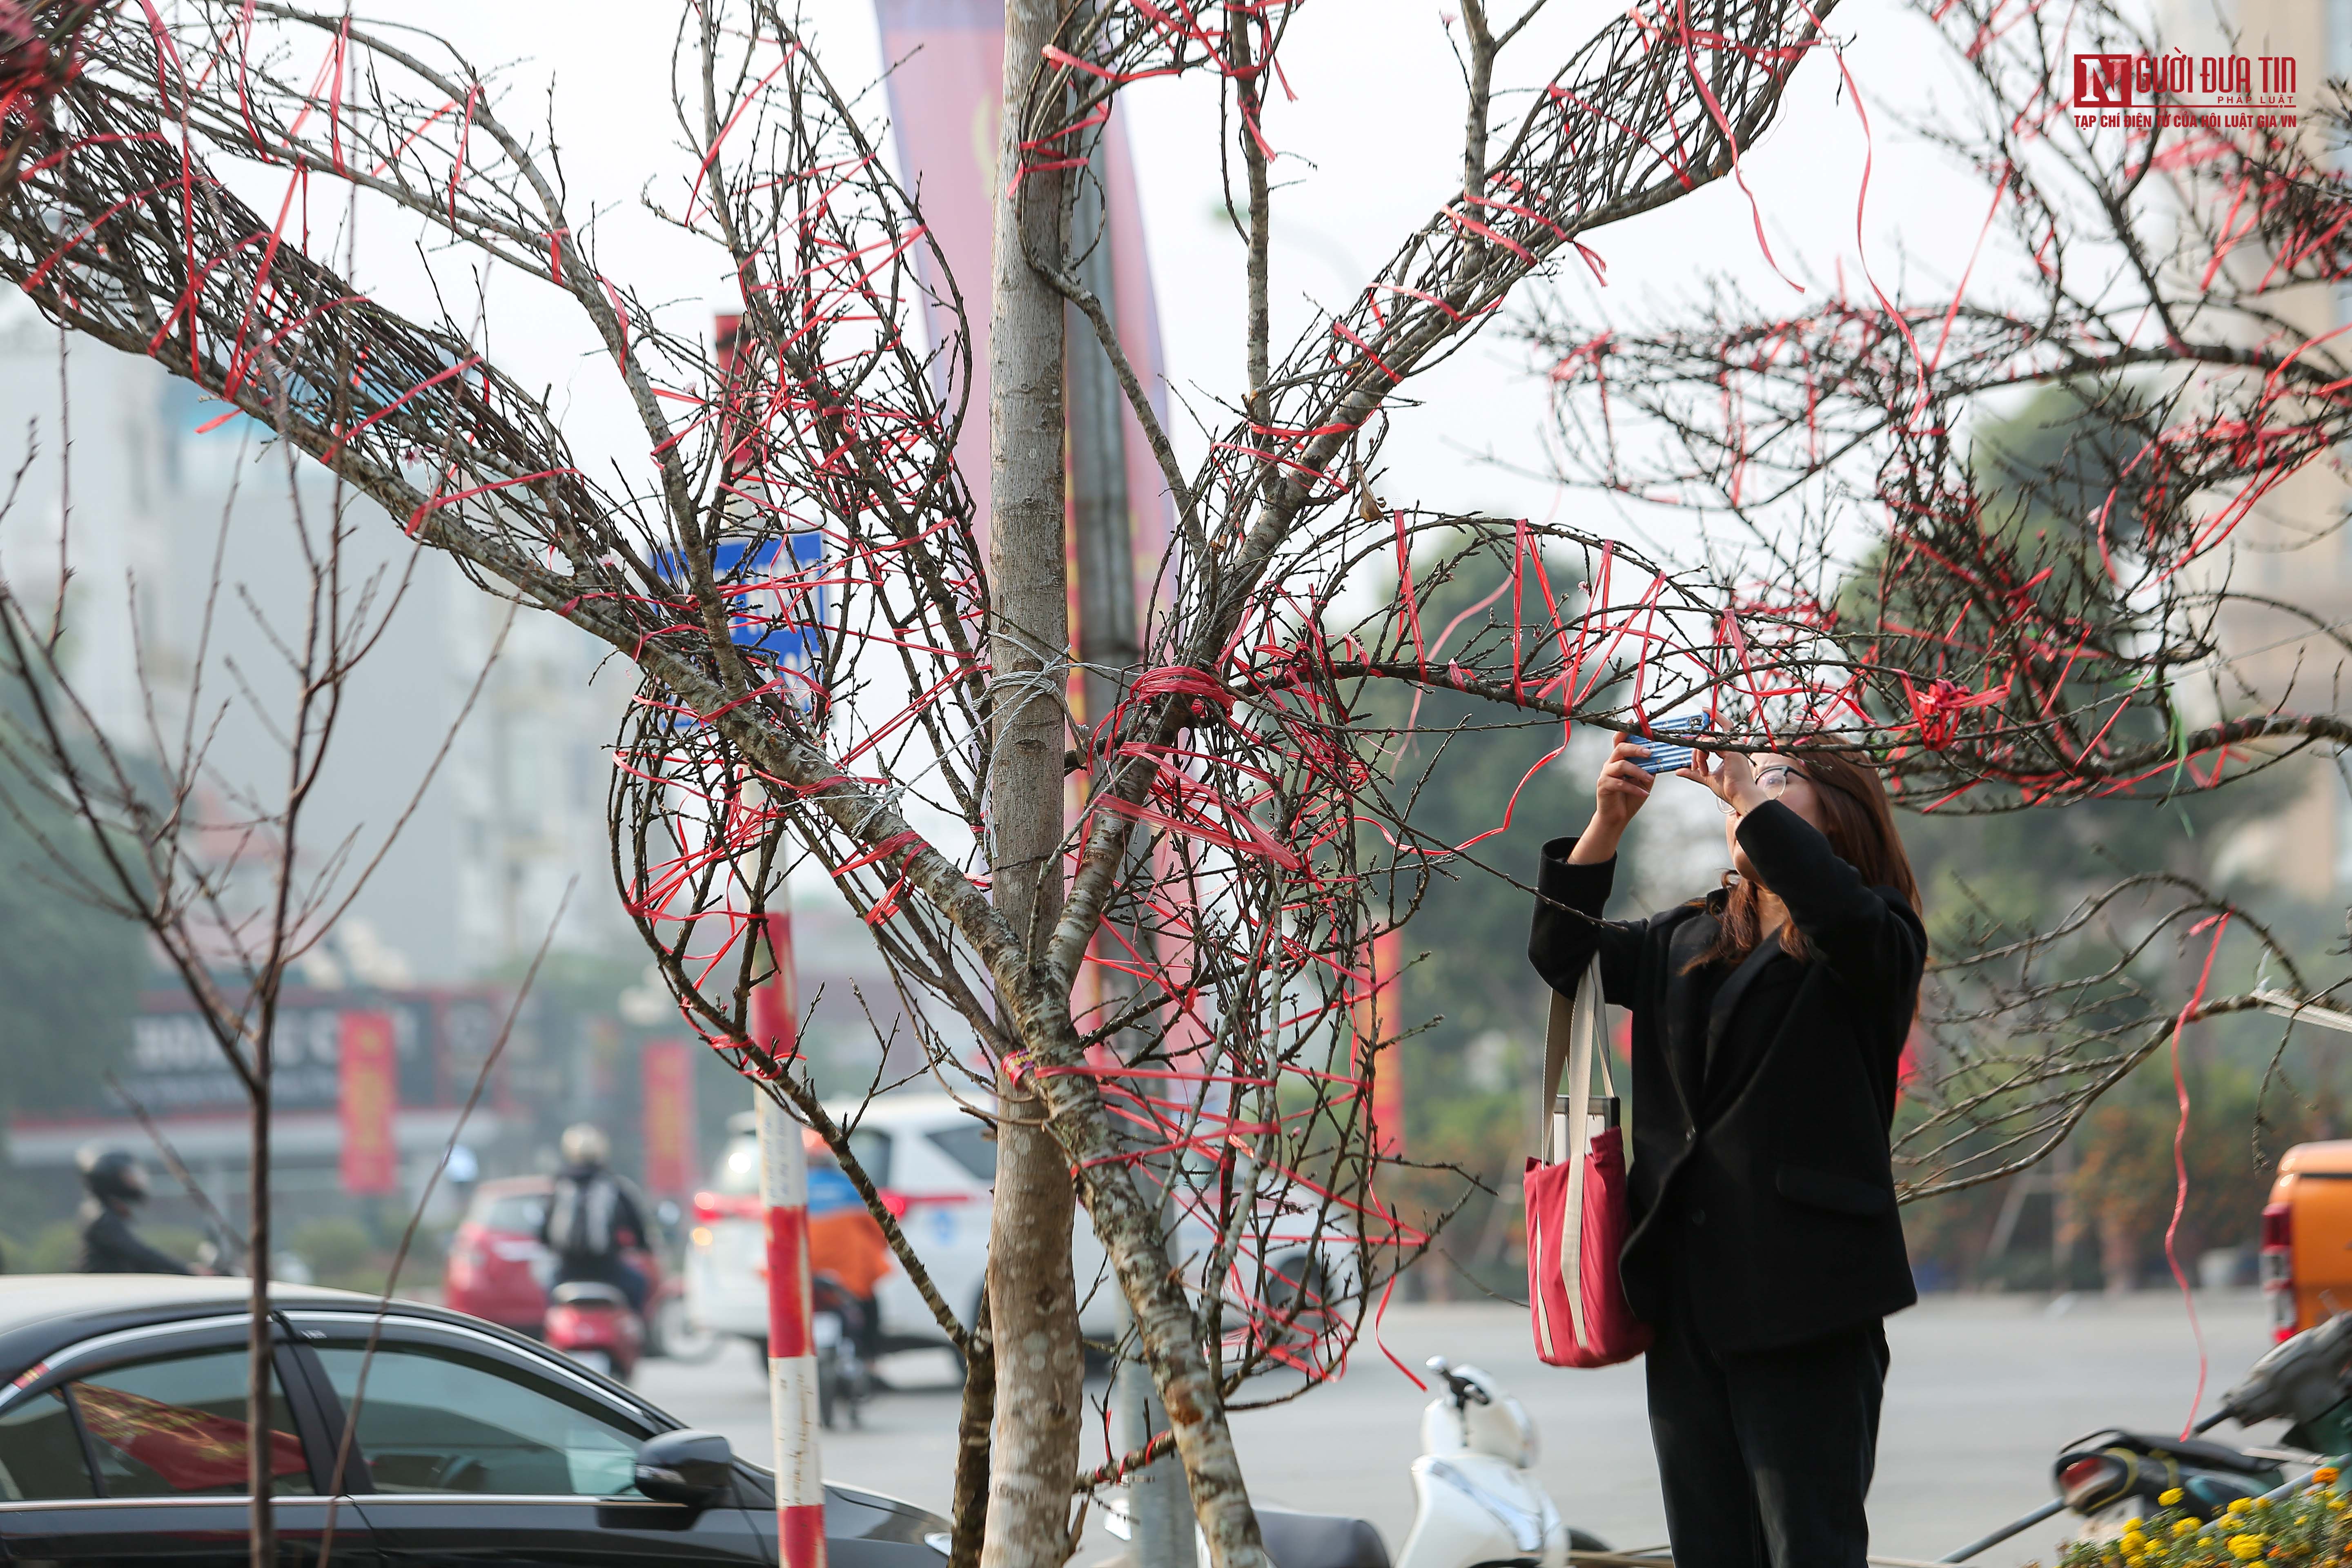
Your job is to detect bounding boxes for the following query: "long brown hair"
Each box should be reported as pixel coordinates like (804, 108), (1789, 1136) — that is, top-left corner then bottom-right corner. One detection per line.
(1687, 746), (1921, 971)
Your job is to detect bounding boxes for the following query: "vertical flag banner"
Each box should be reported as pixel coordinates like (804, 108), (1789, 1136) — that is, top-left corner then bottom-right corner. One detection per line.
(871, 0), (1172, 574)
(339, 1009), (399, 1195)
(1353, 931), (1406, 1159)
(642, 1041), (699, 1197)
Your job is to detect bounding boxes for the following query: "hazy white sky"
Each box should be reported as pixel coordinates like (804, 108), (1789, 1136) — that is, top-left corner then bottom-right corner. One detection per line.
(315, 0), (1990, 555)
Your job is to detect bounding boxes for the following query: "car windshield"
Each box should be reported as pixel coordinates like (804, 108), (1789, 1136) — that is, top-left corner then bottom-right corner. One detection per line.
(714, 1127), (891, 1193)
(470, 1193), (546, 1234)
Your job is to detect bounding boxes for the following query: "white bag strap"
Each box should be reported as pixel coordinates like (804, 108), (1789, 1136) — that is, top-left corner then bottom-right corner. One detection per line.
(1538, 958), (1617, 1158)
(1558, 953), (1604, 1348)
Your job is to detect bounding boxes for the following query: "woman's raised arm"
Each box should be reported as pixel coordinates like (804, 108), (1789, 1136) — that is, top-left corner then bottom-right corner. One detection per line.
(1530, 839), (1656, 1007)
(1529, 738), (1668, 1004)
(1733, 800), (1924, 1005)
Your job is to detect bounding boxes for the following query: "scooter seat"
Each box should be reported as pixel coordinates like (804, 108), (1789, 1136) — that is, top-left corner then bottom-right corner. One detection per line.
(1258, 1507), (1392, 1568)
(550, 1281), (630, 1308)
(2067, 1428), (2282, 1478)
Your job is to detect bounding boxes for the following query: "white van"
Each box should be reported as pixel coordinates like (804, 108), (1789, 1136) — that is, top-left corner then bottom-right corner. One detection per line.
(681, 1094), (1356, 1357)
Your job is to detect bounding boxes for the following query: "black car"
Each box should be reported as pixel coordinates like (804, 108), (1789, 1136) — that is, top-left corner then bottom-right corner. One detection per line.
(0, 1275), (948, 1566)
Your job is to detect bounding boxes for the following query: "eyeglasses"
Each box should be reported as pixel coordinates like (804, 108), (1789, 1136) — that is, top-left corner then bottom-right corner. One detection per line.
(1716, 764), (1805, 815)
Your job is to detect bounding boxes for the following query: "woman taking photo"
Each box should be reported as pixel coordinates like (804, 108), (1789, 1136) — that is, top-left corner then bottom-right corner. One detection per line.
(1528, 739), (1924, 1568)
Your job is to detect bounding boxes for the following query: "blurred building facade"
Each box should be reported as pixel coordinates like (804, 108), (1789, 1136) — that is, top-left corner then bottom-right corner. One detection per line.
(0, 295), (632, 981)
(2156, 0), (2352, 902)
(0, 297), (633, 1209)
(0, 303), (910, 1226)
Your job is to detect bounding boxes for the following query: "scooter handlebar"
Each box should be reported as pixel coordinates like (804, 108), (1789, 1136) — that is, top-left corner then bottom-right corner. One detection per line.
(1423, 1356), (1490, 1408)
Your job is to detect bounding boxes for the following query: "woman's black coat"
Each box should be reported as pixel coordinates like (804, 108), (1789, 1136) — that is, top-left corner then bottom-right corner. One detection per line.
(1527, 800), (1926, 1353)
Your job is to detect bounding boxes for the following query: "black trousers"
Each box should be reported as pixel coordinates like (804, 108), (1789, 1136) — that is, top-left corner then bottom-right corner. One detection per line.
(1646, 1298), (1889, 1568)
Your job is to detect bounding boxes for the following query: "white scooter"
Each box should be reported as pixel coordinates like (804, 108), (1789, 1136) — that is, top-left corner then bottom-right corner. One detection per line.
(1393, 1356), (1588, 1568)
(1104, 1354), (1603, 1568)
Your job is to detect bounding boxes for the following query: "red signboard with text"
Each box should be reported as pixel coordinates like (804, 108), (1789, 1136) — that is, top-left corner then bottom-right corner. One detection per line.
(1352, 932), (1406, 1160)
(338, 1010), (398, 1195)
(641, 1041), (698, 1197)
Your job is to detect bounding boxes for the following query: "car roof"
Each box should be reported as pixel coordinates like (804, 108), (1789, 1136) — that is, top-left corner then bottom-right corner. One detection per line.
(0, 1275), (388, 1381)
(0, 1274), (386, 1338)
(472, 1174), (552, 1198)
(0, 1275), (590, 1388)
(2281, 1140), (2352, 1176)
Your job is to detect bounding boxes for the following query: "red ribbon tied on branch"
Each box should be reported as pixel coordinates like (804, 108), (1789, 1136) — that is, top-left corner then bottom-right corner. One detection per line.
(1902, 675), (2007, 751)
(1129, 665), (1237, 727)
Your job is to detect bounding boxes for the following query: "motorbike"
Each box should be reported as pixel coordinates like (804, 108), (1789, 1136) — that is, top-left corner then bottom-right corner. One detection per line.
(1945, 1311), (2352, 1563)
(1103, 1355), (1608, 1568)
(1393, 1357), (1606, 1568)
(812, 1273), (874, 1430)
(544, 1280), (645, 1383)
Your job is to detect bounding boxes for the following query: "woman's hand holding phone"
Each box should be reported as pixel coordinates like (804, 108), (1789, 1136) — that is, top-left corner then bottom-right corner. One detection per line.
(1680, 748), (1766, 815)
(1568, 739), (1659, 864)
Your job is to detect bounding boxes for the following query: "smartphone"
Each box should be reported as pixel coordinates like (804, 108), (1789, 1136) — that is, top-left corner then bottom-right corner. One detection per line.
(1631, 715), (1706, 775)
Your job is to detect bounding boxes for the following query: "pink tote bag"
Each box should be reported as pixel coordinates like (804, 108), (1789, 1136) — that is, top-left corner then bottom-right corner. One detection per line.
(1524, 954), (1652, 1368)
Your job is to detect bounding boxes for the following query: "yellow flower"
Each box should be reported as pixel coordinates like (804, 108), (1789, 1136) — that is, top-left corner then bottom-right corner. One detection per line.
(2163, 1490), (2187, 1506)
(2320, 1467), (2343, 1486)
(2229, 1497), (2255, 1515)
(2176, 1519), (2201, 1537)
(2124, 1531), (2152, 1553)
(2227, 1532), (2264, 1560)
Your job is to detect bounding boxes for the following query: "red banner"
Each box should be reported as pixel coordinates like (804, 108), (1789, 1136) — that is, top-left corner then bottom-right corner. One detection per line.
(641, 1041), (698, 1197)
(871, 0), (1170, 568)
(1353, 932), (1405, 1159)
(338, 1010), (398, 1195)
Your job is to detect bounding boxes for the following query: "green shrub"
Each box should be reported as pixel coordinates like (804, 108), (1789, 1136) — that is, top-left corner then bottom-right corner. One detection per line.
(9, 1221), (85, 1273)
(286, 1217), (375, 1284)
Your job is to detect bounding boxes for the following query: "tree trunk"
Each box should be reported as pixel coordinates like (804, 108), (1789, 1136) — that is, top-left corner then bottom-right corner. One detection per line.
(1068, 145), (1193, 1568)
(980, 2), (1082, 1564)
(247, 1055), (274, 1568)
(996, 21), (1266, 1565)
(1014, 1011), (1268, 1568)
(947, 1290), (994, 1568)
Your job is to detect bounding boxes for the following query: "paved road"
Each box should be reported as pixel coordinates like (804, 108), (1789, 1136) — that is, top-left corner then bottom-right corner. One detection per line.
(638, 1289), (2278, 1566)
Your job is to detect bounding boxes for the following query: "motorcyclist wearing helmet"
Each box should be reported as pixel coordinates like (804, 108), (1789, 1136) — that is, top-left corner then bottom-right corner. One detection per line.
(76, 1149), (201, 1274)
(538, 1124), (651, 1315)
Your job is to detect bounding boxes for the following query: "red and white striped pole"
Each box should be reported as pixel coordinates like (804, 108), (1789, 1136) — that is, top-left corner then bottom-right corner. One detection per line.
(752, 904), (825, 1568)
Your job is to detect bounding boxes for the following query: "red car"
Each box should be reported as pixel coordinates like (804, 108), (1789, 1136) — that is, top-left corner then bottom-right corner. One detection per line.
(443, 1176), (674, 1340)
(441, 1177), (556, 1334)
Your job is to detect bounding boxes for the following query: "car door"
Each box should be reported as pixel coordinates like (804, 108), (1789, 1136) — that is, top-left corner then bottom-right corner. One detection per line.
(290, 1312), (768, 1568)
(0, 1318), (377, 1568)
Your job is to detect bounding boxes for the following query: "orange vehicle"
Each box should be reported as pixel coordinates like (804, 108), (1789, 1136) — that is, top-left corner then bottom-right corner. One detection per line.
(2262, 1141), (2352, 1341)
